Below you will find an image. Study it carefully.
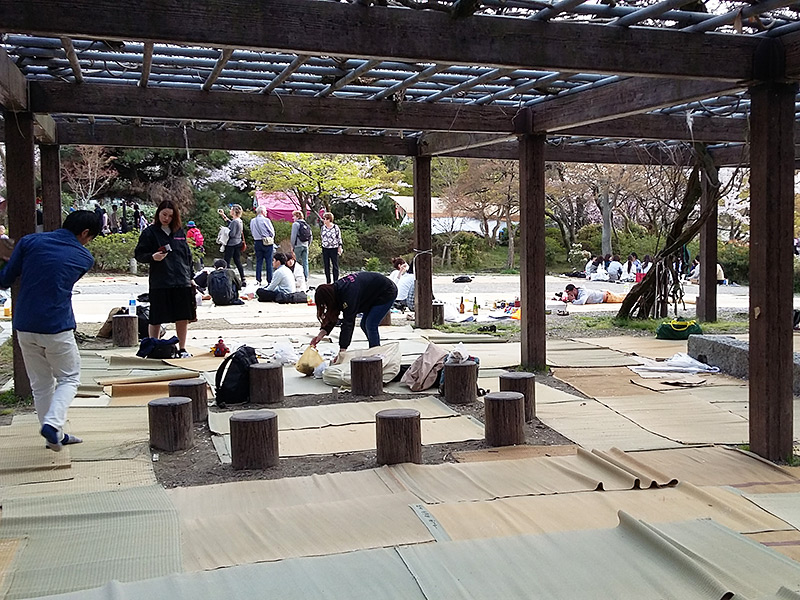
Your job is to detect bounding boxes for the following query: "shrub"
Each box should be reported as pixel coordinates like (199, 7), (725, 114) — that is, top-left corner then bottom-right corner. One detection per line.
(88, 232), (140, 271)
(718, 241), (749, 284)
(452, 232), (482, 270)
(364, 256), (382, 272)
(568, 243), (590, 271)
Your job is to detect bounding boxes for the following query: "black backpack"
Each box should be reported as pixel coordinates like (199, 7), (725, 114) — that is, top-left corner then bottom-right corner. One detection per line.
(208, 270), (237, 305)
(215, 345), (258, 407)
(296, 220), (312, 242)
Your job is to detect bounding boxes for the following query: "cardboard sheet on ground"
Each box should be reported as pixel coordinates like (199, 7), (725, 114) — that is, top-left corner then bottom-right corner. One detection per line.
(553, 366), (663, 398)
(2, 456), (156, 500)
(163, 354), (225, 372)
(452, 444), (579, 463)
(431, 342), (520, 369)
(179, 492), (435, 571)
(376, 448), (672, 504)
(547, 348), (641, 368)
(62, 407), (150, 461)
(574, 335), (688, 359)
(743, 492), (800, 530)
(747, 530), (800, 562)
(0, 485), (181, 599)
(537, 399), (682, 451)
(33, 546), (428, 600)
(96, 369), (197, 386)
(397, 516), (800, 600)
(107, 381), (173, 406)
(597, 394), (749, 445)
(282, 365), (428, 396)
(602, 446), (800, 490)
(208, 396), (456, 434)
(215, 415), (484, 460)
(427, 483), (792, 540)
(534, 381), (585, 404)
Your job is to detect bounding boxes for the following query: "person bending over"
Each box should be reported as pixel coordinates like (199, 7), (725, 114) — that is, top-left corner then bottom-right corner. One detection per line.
(256, 252), (296, 303)
(309, 272), (397, 359)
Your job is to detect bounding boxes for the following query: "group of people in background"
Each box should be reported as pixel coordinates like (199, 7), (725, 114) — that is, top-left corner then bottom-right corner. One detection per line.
(585, 252), (653, 283)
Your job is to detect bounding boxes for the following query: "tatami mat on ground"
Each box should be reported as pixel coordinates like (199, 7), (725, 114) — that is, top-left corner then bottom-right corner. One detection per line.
(60, 407), (150, 461)
(179, 491), (435, 571)
(553, 366), (663, 398)
(0, 423), (72, 485)
(213, 415), (484, 460)
(596, 394), (749, 445)
(547, 348), (642, 368)
(426, 483), (793, 539)
(0, 485), (181, 599)
(743, 493), (800, 530)
(534, 382), (585, 403)
(27, 517), (800, 600)
(375, 448), (671, 504)
(96, 369), (198, 386)
(452, 444), (580, 462)
(208, 396), (457, 434)
(630, 373), (747, 394)
(573, 336), (688, 359)
(536, 398), (683, 451)
(746, 530), (800, 562)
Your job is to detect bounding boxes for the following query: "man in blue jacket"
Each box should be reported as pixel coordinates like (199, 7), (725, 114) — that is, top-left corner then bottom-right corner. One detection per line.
(0, 210), (100, 451)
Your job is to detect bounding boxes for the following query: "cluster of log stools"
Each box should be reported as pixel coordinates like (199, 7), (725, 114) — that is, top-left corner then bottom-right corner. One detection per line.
(147, 356), (536, 470)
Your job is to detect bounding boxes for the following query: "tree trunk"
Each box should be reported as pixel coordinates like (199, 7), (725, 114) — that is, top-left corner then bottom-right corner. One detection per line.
(505, 205), (515, 269)
(599, 185), (613, 256)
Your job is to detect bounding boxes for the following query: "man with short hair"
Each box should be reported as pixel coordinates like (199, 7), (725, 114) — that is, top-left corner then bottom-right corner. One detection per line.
(0, 210), (100, 451)
(207, 259), (244, 306)
(561, 283), (626, 305)
(250, 206), (275, 286)
(256, 253), (296, 303)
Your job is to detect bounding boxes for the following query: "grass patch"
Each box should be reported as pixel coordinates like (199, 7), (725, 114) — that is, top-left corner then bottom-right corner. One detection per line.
(0, 337), (12, 381)
(0, 388), (33, 408)
(574, 315), (749, 336)
(433, 322), (519, 341)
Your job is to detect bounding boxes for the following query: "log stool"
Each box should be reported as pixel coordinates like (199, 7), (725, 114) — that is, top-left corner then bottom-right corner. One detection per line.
(499, 371), (536, 422)
(148, 396), (193, 452)
(379, 311), (392, 326)
(351, 356), (383, 396)
(432, 302), (445, 326)
(230, 410), (279, 470)
(376, 408), (422, 465)
(484, 391), (525, 447)
(249, 362), (284, 405)
(168, 377), (209, 422)
(112, 314), (138, 347)
(443, 361), (478, 405)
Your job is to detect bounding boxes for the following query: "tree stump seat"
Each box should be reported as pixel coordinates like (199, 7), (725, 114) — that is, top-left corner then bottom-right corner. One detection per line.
(230, 410), (279, 470)
(112, 313), (138, 347)
(351, 356), (383, 396)
(148, 396), (193, 452)
(168, 377), (209, 422)
(249, 362), (285, 405)
(443, 360), (478, 405)
(499, 371), (536, 422)
(376, 408), (422, 465)
(484, 391), (526, 447)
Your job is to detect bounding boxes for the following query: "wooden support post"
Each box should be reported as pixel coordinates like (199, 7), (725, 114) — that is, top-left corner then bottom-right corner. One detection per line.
(112, 314), (138, 347)
(499, 371), (536, 422)
(249, 362), (284, 405)
(696, 172), (718, 322)
(39, 144), (62, 231)
(168, 377), (209, 422)
(376, 408), (422, 465)
(432, 302), (444, 326)
(414, 156), (433, 329)
(351, 356), (383, 396)
(484, 391), (526, 447)
(749, 79), (796, 461)
(230, 410), (279, 470)
(4, 110), (36, 402)
(148, 396), (193, 452)
(443, 361), (477, 405)
(519, 134), (546, 369)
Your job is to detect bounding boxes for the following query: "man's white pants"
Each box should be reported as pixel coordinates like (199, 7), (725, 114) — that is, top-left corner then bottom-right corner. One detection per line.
(17, 331), (80, 435)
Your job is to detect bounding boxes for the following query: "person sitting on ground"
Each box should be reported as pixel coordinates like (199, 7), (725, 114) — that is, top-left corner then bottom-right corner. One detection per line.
(256, 252), (296, 303)
(716, 262), (726, 285)
(606, 254), (623, 282)
(560, 283), (627, 305)
(687, 258), (700, 283)
(584, 256), (599, 276)
(388, 257), (408, 283)
(286, 251), (308, 293)
(207, 259), (244, 306)
(641, 254), (653, 274)
(394, 262), (416, 311)
(587, 256), (609, 281)
(620, 253), (639, 282)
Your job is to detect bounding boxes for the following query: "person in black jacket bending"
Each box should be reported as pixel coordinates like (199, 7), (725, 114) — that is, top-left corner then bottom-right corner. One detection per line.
(309, 272), (397, 357)
(134, 200), (196, 358)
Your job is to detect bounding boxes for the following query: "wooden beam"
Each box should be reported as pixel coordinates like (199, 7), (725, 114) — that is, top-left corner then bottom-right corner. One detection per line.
(748, 81), (796, 461)
(519, 134), (546, 369)
(260, 54), (309, 95)
(33, 113), (57, 144)
(30, 81), (514, 133)
(413, 156), (433, 330)
(530, 78), (744, 133)
(60, 36), (84, 83)
(696, 174), (718, 322)
(3, 0), (759, 81)
(56, 122), (418, 155)
(201, 48), (233, 91)
(562, 114), (751, 144)
(418, 132), (516, 156)
(140, 42), (154, 88)
(0, 48), (27, 111)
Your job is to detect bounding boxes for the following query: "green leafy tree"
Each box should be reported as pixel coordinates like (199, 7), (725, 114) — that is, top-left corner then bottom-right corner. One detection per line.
(248, 153), (401, 226)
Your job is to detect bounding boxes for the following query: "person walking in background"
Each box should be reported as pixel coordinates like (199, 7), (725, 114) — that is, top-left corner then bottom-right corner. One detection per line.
(250, 206), (275, 286)
(0, 210), (100, 450)
(135, 200), (196, 358)
(218, 204), (246, 287)
(291, 210), (312, 281)
(309, 272), (397, 356)
(109, 205), (120, 233)
(320, 212), (343, 284)
(185, 220), (205, 270)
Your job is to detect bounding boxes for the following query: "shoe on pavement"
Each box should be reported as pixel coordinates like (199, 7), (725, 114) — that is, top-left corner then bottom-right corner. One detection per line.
(62, 433), (83, 445)
(178, 349), (192, 359)
(41, 424), (62, 451)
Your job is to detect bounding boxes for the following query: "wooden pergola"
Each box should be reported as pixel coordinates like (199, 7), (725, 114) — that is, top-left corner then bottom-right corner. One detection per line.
(0, 0), (796, 460)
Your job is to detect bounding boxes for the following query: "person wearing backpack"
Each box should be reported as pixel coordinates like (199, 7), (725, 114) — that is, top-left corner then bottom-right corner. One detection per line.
(207, 259), (244, 306)
(185, 220), (205, 270)
(291, 210), (312, 281)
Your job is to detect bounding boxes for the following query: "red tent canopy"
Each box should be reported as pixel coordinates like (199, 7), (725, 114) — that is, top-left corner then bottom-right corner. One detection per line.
(255, 191), (301, 222)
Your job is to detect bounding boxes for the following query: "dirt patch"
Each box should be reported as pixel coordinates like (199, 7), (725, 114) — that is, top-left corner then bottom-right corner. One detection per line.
(154, 375), (574, 488)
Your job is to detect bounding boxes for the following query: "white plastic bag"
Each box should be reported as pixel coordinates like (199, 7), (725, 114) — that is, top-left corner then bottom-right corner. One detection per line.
(322, 342), (401, 387)
(216, 225), (230, 251)
(313, 360), (330, 379)
(274, 342), (299, 365)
